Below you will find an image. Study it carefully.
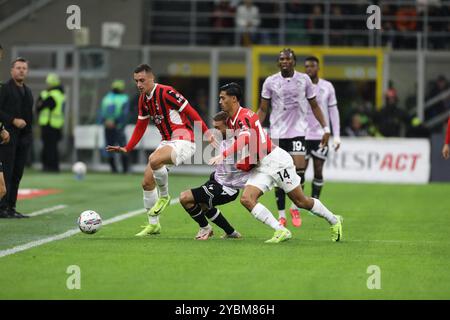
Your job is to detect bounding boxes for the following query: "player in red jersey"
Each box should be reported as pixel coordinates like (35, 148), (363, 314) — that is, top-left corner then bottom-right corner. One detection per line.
(209, 83), (343, 243)
(107, 64), (212, 236)
(442, 117), (450, 160)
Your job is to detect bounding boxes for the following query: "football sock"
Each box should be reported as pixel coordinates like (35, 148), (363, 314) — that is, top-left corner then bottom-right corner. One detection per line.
(312, 178), (324, 199)
(310, 198), (338, 225)
(290, 202), (300, 211)
(251, 203), (284, 231)
(153, 166), (169, 197)
(298, 169), (305, 190)
(204, 208), (235, 235)
(187, 204), (208, 228)
(143, 189), (158, 210)
(278, 210), (286, 219)
(275, 187), (286, 210)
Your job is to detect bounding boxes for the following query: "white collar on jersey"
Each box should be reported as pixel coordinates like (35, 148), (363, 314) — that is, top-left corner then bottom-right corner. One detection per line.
(230, 106), (243, 126)
(146, 83), (158, 100)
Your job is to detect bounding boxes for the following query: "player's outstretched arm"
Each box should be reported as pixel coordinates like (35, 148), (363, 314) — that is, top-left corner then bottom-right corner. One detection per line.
(309, 97), (330, 147)
(257, 98), (269, 124)
(442, 144), (449, 160)
(106, 145), (127, 153)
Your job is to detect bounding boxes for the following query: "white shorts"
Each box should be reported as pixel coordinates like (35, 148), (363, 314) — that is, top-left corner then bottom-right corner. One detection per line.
(156, 140), (196, 166)
(245, 147), (301, 193)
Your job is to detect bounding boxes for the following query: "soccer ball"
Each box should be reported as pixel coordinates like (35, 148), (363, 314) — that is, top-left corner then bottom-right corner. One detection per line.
(72, 161), (87, 179)
(77, 210), (102, 234)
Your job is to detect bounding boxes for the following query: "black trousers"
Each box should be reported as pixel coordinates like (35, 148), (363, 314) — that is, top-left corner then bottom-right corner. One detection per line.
(104, 127), (129, 173)
(0, 132), (31, 210)
(41, 126), (61, 172)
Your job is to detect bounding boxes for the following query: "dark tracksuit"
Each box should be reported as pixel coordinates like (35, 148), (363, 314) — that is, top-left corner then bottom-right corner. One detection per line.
(0, 79), (33, 212)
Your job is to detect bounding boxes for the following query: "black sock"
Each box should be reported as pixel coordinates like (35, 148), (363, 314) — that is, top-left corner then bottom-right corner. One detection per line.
(312, 178), (324, 199)
(275, 187), (285, 211)
(298, 170), (305, 190)
(186, 204), (208, 228)
(204, 208), (235, 235)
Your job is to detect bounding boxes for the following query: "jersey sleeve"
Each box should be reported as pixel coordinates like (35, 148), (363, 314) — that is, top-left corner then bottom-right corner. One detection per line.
(305, 75), (317, 100)
(164, 87), (189, 112)
(137, 95), (150, 120)
(445, 117), (450, 145)
(328, 83), (338, 107)
(261, 77), (272, 100)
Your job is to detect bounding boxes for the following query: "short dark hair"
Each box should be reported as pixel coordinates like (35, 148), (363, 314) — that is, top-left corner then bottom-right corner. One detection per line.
(134, 64), (152, 74)
(219, 82), (242, 102)
(305, 56), (320, 64)
(11, 57), (28, 68)
(279, 48), (297, 62)
(213, 111), (229, 122)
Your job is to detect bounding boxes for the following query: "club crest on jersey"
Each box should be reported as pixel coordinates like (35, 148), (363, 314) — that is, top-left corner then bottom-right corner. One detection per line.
(151, 114), (164, 125)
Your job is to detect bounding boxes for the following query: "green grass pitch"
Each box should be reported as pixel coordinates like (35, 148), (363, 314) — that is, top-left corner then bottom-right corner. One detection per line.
(0, 170), (449, 299)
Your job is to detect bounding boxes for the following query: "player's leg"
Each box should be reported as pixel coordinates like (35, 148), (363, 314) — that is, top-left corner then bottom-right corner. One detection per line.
(135, 160), (160, 236)
(149, 145), (174, 198)
(310, 141), (328, 199)
(179, 189), (211, 239)
(181, 181), (240, 239)
(204, 184), (241, 239)
(241, 181), (291, 243)
(273, 139), (288, 224)
(286, 182), (343, 242)
(312, 157), (325, 199)
(289, 153), (305, 227)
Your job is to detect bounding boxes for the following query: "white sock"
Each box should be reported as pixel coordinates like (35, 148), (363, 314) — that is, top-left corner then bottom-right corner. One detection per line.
(143, 189), (158, 210)
(251, 203), (284, 231)
(143, 189), (158, 224)
(149, 216), (159, 224)
(278, 210), (286, 219)
(310, 198), (338, 225)
(153, 166), (169, 197)
(290, 202), (299, 211)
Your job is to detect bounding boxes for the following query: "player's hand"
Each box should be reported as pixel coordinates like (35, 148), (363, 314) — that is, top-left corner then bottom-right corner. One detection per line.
(12, 118), (26, 129)
(206, 131), (219, 149)
(209, 154), (224, 165)
(320, 132), (330, 149)
(0, 129), (10, 144)
(106, 145), (127, 153)
(443, 144), (450, 160)
(333, 137), (341, 152)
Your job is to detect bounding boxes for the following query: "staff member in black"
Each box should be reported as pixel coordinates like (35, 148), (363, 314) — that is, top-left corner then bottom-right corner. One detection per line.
(0, 57), (33, 218)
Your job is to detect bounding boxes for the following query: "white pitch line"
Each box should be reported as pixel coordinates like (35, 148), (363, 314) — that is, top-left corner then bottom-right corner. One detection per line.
(28, 204), (68, 217)
(0, 198), (180, 259)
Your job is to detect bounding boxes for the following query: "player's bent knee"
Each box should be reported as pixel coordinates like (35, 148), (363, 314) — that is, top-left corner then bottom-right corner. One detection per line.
(240, 194), (255, 210)
(179, 190), (193, 207)
(149, 156), (163, 170)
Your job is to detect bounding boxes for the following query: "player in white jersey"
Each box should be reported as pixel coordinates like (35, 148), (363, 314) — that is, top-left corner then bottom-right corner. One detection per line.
(304, 56), (341, 199)
(179, 111), (249, 240)
(257, 48), (330, 228)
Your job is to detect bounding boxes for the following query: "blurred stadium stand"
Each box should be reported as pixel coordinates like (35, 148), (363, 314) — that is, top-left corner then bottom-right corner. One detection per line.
(0, 0), (449, 180)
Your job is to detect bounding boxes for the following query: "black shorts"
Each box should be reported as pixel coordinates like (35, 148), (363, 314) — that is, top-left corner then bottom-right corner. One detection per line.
(276, 136), (306, 156)
(0, 161), (2, 172)
(305, 140), (329, 160)
(191, 173), (240, 209)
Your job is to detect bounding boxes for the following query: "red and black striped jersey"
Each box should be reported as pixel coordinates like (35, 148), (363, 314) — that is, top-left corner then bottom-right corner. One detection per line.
(138, 83), (196, 142)
(224, 107), (274, 169)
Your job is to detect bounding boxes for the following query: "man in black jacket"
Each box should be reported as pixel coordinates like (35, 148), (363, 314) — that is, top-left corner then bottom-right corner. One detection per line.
(0, 57), (33, 218)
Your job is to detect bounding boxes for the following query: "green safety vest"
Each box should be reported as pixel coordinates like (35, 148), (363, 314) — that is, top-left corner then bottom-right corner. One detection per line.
(38, 89), (65, 129)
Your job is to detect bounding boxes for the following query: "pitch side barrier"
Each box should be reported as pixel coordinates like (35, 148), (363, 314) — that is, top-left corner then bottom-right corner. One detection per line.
(74, 125), (431, 184)
(311, 137), (431, 184)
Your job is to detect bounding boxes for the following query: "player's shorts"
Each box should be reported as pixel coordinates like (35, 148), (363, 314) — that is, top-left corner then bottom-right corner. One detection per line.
(276, 136), (306, 156)
(191, 173), (240, 209)
(0, 161), (2, 172)
(305, 139), (329, 161)
(156, 140), (196, 166)
(245, 147), (301, 194)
